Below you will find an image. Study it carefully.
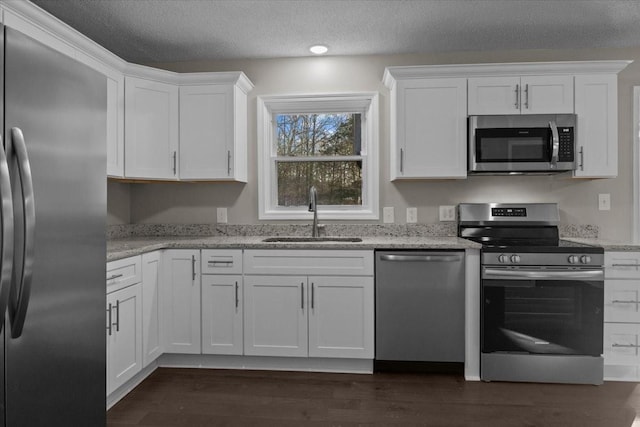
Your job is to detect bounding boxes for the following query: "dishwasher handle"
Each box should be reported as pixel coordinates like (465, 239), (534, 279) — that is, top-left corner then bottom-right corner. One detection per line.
(379, 254), (462, 263)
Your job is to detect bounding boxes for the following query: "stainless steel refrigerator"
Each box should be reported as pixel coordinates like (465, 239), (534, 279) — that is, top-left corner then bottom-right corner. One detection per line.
(0, 25), (106, 426)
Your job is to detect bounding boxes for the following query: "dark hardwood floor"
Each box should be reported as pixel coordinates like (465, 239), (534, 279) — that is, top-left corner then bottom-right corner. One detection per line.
(107, 368), (640, 426)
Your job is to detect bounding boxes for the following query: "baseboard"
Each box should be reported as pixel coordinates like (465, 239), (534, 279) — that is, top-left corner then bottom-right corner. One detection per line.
(107, 361), (159, 410)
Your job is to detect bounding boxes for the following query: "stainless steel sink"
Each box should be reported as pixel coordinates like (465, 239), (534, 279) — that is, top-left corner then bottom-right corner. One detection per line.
(262, 237), (363, 243)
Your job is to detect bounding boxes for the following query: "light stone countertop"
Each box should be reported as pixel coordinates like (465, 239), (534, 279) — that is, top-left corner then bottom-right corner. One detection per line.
(563, 237), (640, 252)
(107, 235), (481, 262)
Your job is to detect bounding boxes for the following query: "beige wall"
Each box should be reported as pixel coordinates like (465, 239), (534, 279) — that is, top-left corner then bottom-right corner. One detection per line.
(108, 46), (640, 241)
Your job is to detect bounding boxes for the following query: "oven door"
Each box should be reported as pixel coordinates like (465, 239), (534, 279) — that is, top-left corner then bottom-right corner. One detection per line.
(481, 266), (604, 356)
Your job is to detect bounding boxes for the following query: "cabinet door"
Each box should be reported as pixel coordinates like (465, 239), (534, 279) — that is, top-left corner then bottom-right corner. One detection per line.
(308, 276), (374, 359)
(244, 276), (308, 357)
(520, 75), (574, 114)
(202, 275), (243, 355)
(574, 74), (618, 178)
(106, 73), (125, 177)
(107, 284), (143, 395)
(605, 279), (640, 323)
(604, 323), (640, 367)
(141, 251), (162, 366)
(179, 85), (234, 180)
(162, 250), (201, 354)
(124, 76), (179, 180)
(394, 78), (467, 179)
(468, 76), (520, 115)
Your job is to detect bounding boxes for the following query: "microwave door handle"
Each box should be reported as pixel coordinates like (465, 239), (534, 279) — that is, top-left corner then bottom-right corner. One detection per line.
(549, 121), (559, 169)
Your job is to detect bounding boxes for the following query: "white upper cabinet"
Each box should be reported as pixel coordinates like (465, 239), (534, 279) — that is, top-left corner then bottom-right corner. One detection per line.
(124, 76), (180, 180)
(574, 74), (618, 178)
(387, 76), (467, 180)
(468, 75), (574, 115)
(179, 77), (251, 182)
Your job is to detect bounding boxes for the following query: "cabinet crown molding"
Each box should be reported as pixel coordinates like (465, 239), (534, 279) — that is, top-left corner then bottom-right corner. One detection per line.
(383, 60), (633, 88)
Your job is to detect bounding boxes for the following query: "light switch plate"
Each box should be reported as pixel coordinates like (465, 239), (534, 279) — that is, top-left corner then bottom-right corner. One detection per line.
(383, 207), (394, 223)
(439, 205), (456, 222)
(598, 194), (611, 211)
(406, 207), (417, 223)
(216, 207), (228, 223)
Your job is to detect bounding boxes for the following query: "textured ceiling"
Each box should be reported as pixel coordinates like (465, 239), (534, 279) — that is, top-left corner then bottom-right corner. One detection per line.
(29, 0), (640, 64)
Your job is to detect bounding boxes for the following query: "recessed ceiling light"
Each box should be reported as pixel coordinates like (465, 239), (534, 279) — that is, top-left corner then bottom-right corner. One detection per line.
(309, 45), (328, 55)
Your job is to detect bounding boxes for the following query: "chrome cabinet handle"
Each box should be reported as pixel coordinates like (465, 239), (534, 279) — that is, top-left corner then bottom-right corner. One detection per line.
(0, 138), (14, 335)
(524, 84), (529, 109)
(515, 84), (520, 109)
(106, 303), (113, 336)
(549, 121), (559, 169)
(172, 151), (177, 175)
(611, 263), (640, 268)
(311, 283), (315, 309)
(227, 150), (231, 176)
(191, 255), (196, 281)
(612, 300), (640, 304)
(9, 128), (35, 339)
(612, 343), (640, 349)
(107, 273), (124, 281)
(235, 281), (239, 308)
(301, 283), (304, 309)
(579, 147), (584, 171)
(114, 300), (120, 332)
(208, 260), (233, 266)
(399, 148), (404, 173)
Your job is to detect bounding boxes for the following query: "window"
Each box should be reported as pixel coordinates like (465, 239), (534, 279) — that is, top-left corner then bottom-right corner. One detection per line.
(258, 93), (379, 220)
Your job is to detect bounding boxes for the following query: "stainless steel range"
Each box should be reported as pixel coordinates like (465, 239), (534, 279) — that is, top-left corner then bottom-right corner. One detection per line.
(459, 203), (604, 385)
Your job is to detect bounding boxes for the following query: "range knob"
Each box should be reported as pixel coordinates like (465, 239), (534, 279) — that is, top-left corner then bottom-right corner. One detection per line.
(580, 255), (592, 264)
(568, 255), (579, 264)
(510, 255), (521, 263)
(498, 254), (509, 263)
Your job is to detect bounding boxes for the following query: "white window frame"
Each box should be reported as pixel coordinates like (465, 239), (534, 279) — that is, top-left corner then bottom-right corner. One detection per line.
(257, 92), (379, 220)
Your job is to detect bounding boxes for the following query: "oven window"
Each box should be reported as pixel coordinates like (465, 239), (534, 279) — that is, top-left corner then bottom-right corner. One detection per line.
(476, 128), (550, 163)
(482, 279), (603, 356)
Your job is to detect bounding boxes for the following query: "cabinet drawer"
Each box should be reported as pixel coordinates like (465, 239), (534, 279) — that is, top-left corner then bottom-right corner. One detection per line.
(201, 249), (243, 275)
(604, 323), (640, 366)
(605, 252), (640, 279)
(107, 255), (142, 292)
(243, 250), (374, 276)
(605, 279), (640, 322)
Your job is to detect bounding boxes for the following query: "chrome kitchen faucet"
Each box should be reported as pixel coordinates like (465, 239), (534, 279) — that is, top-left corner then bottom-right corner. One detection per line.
(308, 186), (319, 237)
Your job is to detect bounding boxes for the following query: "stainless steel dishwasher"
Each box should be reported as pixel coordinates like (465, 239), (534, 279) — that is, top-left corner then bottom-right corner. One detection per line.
(375, 251), (465, 369)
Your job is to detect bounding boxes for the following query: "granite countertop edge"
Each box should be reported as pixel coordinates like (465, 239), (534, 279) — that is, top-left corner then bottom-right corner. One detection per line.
(107, 236), (482, 262)
(563, 237), (640, 252)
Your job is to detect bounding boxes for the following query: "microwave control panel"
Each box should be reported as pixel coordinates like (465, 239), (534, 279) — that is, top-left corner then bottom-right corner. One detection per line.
(558, 127), (574, 162)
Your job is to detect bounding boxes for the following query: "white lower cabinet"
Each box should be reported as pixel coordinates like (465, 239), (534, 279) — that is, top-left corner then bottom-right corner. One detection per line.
(106, 283), (143, 395)
(244, 275), (308, 357)
(243, 250), (375, 359)
(141, 251), (162, 366)
(162, 249), (201, 354)
(308, 276), (374, 359)
(202, 274), (244, 355)
(604, 251), (640, 381)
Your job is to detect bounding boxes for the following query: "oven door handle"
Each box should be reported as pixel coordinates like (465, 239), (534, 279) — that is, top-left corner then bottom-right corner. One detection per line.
(483, 267), (604, 281)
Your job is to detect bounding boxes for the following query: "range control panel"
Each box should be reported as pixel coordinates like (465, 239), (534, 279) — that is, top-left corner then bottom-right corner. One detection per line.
(491, 207), (527, 217)
(482, 252), (604, 266)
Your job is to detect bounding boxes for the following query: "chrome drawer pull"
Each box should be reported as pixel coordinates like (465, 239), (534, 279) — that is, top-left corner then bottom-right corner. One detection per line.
(107, 273), (124, 281)
(612, 343), (640, 349)
(612, 300), (640, 304)
(611, 263), (640, 268)
(208, 260), (233, 265)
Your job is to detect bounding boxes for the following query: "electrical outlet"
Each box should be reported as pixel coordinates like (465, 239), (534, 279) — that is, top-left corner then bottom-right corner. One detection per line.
(216, 207), (228, 223)
(598, 194), (611, 211)
(383, 207), (395, 224)
(406, 207), (417, 224)
(439, 205), (456, 222)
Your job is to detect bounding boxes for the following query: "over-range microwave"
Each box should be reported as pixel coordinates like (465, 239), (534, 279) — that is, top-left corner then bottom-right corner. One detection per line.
(468, 114), (577, 174)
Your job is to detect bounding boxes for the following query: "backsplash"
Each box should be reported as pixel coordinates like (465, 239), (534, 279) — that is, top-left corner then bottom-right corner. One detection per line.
(107, 223), (598, 240)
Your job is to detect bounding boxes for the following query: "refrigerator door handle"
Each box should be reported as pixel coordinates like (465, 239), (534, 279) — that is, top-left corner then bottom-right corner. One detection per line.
(0, 137), (15, 333)
(9, 127), (35, 338)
